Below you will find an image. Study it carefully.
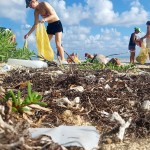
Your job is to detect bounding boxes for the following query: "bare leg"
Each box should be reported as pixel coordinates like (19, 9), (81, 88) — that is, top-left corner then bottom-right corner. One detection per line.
(48, 34), (53, 41)
(130, 50), (135, 64)
(55, 32), (65, 61)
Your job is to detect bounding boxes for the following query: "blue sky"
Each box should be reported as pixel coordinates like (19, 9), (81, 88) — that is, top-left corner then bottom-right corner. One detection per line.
(0, 0), (150, 59)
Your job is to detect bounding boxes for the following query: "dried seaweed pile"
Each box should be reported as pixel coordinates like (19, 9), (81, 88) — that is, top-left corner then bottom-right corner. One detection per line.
(0, 66), (150, 149)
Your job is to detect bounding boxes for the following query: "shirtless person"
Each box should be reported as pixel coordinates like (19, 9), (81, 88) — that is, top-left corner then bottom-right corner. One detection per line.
(140, 21), (150, 59)
(24, 0), (66, 62)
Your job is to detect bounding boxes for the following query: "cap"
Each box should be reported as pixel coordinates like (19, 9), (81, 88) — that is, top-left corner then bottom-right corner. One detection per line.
(134, 27), (141, 33)
(146, 21), (150, 25)
(25, 0), (31, 8)
(85, 53), (88, 57)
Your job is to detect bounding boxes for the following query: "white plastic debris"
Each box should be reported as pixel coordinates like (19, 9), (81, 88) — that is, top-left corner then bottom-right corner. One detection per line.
(99, 78), (105, 83)
(101, 110), (110, 117)
(107, 98), (118, 101)
(111, 112), (132, 141)
(29, 126), (100, 150)
(142, 100), (150, 111)
(0, 105), (5, 115)
(73, 97), (80, 104)
(85, 75), (96, 81)
(104, 84), (111, 90)
(51, 70), (63, 75)
(2, 64), (11, 72)
(125, 84), (133, 93)
(70, 86), (84, 92)
(96, 54), (109, 64)
(53, 97), (72, 106)
(7, 59), (48, 68)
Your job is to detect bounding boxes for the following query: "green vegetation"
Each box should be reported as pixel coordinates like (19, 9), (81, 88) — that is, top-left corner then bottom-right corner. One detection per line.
(0, 28), (35, 62)
(3, 82), (47, 113)
(79, 59), (135, 72)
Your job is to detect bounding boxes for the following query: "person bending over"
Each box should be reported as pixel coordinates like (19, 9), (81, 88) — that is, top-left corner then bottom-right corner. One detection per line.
(24, 0), (65, 61)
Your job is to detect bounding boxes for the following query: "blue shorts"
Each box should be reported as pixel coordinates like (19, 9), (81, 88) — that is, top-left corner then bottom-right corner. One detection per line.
(128, 45), (135, 51)
(46, 20), (63, 35)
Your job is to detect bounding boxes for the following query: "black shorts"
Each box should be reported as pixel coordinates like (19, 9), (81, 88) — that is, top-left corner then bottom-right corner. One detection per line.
(46, 20), (63, 35)
(128, 45), (135, 50)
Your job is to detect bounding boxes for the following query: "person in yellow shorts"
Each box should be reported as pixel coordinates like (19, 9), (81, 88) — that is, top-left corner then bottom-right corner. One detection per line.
(24, 0), (67, 63)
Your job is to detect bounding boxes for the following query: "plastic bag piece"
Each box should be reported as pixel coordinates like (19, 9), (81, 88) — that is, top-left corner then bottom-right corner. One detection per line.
(36, 23), (54, 61)
(23, 39), (28, 49)
(136, 42), (148, 65)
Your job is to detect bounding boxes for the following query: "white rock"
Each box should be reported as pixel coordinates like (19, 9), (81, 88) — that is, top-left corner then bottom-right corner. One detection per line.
(142, 100), (150, 110)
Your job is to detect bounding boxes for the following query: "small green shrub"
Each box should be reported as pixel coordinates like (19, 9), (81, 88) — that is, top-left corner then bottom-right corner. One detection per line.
(79, 61), (135, 72)
(3, 82), (47, 113)
(0, 28), (35, 62)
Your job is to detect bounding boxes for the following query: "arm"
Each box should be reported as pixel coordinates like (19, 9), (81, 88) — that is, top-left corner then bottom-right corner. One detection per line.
(141, 26), (150, 40)
(24, 10), (39, 39)
(132, 33), (137, 43)
(41, 2), (58, 22)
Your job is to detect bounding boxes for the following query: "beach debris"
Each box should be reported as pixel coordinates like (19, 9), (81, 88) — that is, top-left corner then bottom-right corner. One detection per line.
(104, 84), (111, 90)
(7, 58), (48, 68)
(1, 65), (150, 148)
(0, 105), (5, 115)
(70, 86), (84, 92)
(14, 81), (31, 89)
(29, 126), (100, 150)
(2, 64), (11, 72)
(51, 70), (63, 76)
(0, 115), (15, 133)
(107, 98), (119, 101)
(101, 110), (110, 117)
(85, 74), (96, 81)
(98, 77), (106, 83)
(28, 104), (51, 112)
(142, 100), (150, 111)
(61, 110), (89, 125)
(53, 97), (72, 107)
(110, 112), (132, 141)
(96, 54), (109, 64)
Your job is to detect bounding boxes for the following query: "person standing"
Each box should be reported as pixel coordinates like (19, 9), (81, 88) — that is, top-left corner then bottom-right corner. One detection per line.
(24, 0), (66, 62)
(140, 21), (150, 59)
(128, 27), (141, 64)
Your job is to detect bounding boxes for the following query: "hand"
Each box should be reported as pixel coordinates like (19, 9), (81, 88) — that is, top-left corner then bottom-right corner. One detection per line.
(39, 18), (46, 23)
(24, 34), (29, 39)
(140, 38), (144, 42)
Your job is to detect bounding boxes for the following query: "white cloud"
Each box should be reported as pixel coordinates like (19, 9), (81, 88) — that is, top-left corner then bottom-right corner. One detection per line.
(0, 0), (26, 22)
(87, 0), (118, 25)
(21, 24), (32, 30)
(0, 0), (148, 60)
(116, 0), (148, 26)
(86, 0), (149, 26)
(49, 0), (89, 25)
(61, 26), (128, 58)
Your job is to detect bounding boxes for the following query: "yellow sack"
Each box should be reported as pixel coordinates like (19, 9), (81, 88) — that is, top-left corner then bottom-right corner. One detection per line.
(74, 55), (81, 64)
(136, 42), (148, 64)
(36, 23), (54, 61)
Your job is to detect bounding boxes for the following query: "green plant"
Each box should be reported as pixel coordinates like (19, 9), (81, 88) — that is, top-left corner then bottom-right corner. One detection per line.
(4, 82), (47, 113)
(79, 61), (135, 72)
(0, 28), (36, 62)
(0, 29), (17, 62)
(10, 48), (36, 60)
